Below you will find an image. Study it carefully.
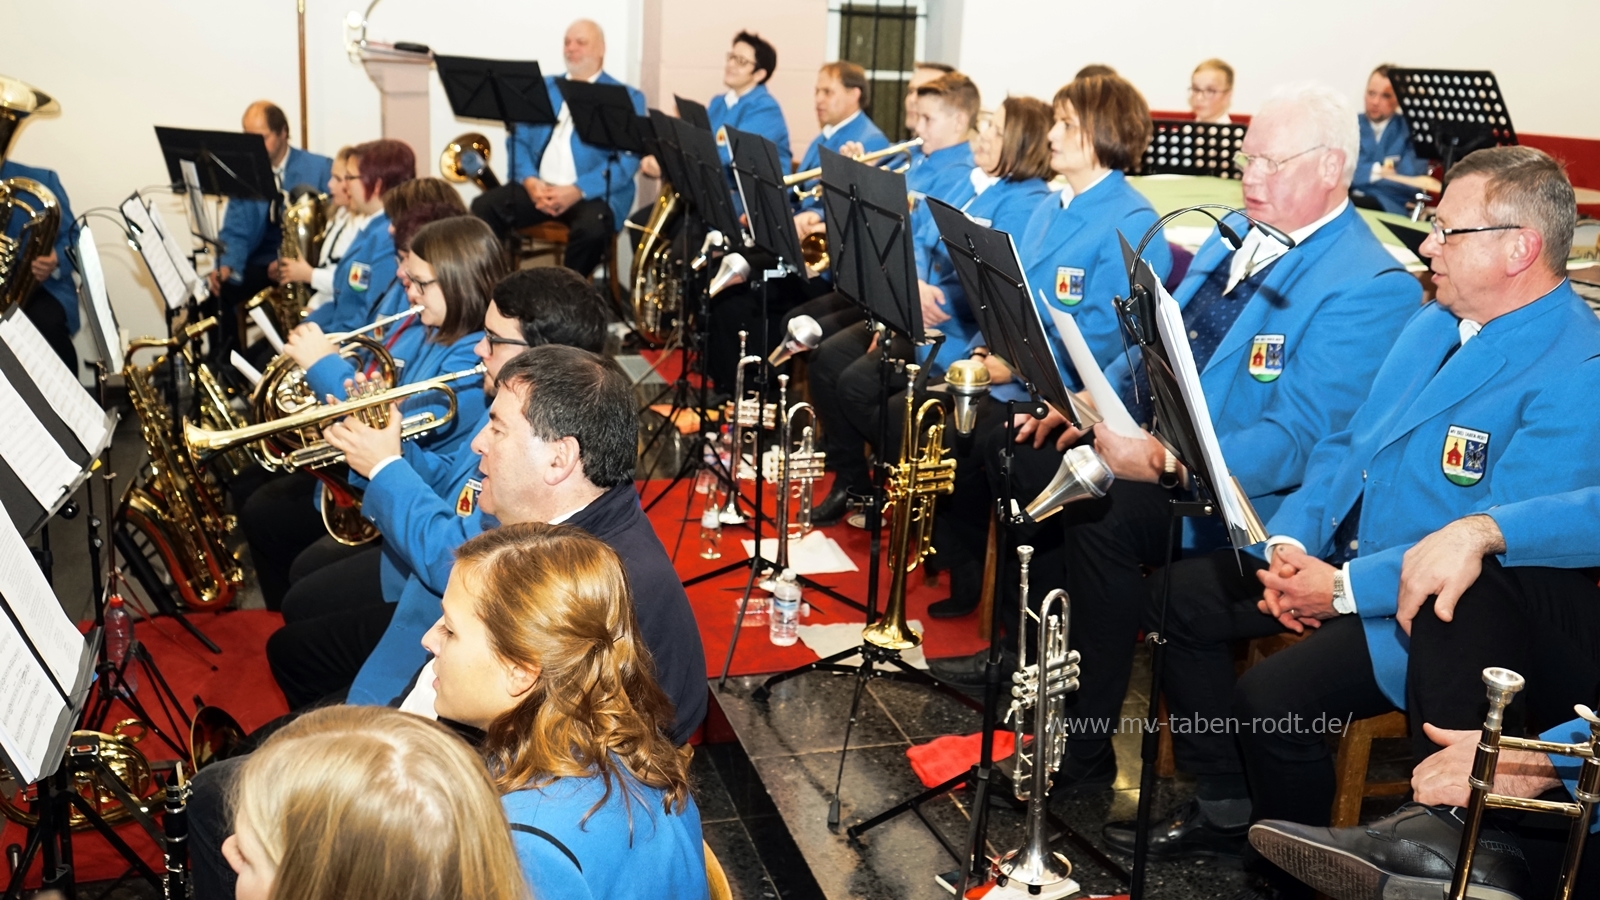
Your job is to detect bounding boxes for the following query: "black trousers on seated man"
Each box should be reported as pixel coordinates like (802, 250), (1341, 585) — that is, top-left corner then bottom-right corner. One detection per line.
(471, 183), (613, 275)
(267, 545), (391, 710)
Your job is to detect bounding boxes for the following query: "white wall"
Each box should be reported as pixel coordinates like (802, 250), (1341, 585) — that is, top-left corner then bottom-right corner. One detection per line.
(3, 0), (641, 365)
(955, 1), (1598, 138)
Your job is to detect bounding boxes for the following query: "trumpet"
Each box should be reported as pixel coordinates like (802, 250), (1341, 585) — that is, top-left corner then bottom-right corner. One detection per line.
(788, 138), (923, 272)
(717, 331), (766, 525)
(863, 364), (956, 651)
(996, 545), (1079, 892)
(761, 376), (827, 567)
(1449, 668), (1600, 900)
(783, 137), (923, 191)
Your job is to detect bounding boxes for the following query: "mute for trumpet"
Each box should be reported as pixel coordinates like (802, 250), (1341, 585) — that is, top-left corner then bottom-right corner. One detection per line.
(1023, 445), (1114, 523)
(944, 358), (991, 436)
(768, 314), (822, 366)
(709, 253), (750, 297)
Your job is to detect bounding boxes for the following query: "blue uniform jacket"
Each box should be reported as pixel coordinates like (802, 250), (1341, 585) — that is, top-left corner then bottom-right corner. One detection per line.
(907, 143), (977, 279)
(1, 161), (79, 332)
(305, 326), (486, 456)
(1016, 171), (1171, 391)
(217, 146), (332, 275)
(925, 176), (1053, 374)
(1266, 282), (1600, 706)
(304, 212), (395, 333)
(1354, 114), (1429, 215)
(710, 84), (791, 174)
(1107, 204), (1421, 531)
(506, 73), (648, 229)
(794, 112), (890, 216)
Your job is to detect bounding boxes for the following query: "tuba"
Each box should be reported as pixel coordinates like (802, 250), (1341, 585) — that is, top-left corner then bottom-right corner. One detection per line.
(863, 364), (957, 651)
(0, 75), (62, 315)
(628, 185), (682, 347)
(440, 132), (500, 191)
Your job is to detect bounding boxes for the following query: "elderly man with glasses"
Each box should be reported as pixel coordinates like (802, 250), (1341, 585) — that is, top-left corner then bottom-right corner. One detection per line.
(1113, 145), (1600, 900)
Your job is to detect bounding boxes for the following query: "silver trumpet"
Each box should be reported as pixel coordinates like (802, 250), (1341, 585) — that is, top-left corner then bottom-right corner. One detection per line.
(761, 375), (827, 569)
(769, 314), (823, 366)
(718, 331), (767, 525)
(998, 545), (1079, 892)
(1450, 668), (1600, 900)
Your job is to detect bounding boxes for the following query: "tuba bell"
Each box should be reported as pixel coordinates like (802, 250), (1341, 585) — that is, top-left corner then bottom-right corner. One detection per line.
(0, 75), (62, 315)
(440, 132), (500, 191)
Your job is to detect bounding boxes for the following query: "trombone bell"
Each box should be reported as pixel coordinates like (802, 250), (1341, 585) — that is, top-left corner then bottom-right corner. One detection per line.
(1023, 445), (1114, 523)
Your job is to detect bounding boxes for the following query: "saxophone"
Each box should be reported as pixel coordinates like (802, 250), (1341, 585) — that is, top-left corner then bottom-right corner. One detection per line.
(245, 189), (328, 339)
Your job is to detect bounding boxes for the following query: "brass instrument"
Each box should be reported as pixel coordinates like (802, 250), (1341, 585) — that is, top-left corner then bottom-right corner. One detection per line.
(783, 137), (924, 191)
(761, 376), (826, 567)
(118, 318), (243, 612)
(194, 361), (255, 479)
(248, 188), (329, 339)
(717, 331), (767, 525)
(787, 138), (923, 273)
(996, 545), (1079, 892)
(0, 75), (62, 315)
(628, 186), (682, 347)
(1450, 668), (1600, 900)
(439, 132), (500, 191)
(863, 364), (956, 651)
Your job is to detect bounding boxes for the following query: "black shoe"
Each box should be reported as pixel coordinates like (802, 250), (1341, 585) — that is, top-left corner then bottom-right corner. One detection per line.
(1103, 798), (1248, 860)
(928, 561), (983, 619)
(811, 481), (855, 527)
(927, 649), (1015, 690)
(1248, 803), (1530, 900)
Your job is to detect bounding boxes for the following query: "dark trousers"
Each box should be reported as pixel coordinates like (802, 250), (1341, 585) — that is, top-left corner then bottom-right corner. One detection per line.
(266, 546), (391, 710)
(470, 184), (613, 275)
(705, 274), (816, 396)
(240, 472), (323, 611)
(23, 286), (76, 373)
(810, 326), (913, 490)
(207, 264), (271, 364)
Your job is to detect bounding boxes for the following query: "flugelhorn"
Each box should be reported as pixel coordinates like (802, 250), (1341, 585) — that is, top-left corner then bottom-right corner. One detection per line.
(439, 132), (500, 191)
(863, 364), (956, 651)
(1449, 668), (1600, 900)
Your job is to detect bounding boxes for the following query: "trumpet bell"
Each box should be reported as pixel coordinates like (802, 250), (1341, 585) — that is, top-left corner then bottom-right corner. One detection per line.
(709, 252), (750, 298)
(1023, 445), (1114, 523)
(769, 314), (822, 366)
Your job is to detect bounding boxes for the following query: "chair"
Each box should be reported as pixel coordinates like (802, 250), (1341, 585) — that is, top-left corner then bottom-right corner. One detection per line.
(511, 222), (623, 312)
(705, 839), (732, 900)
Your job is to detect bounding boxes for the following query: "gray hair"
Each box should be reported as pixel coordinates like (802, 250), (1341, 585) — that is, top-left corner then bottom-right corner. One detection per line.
(1259, 83), (1360, 187)
(1445, 146), (1575, 277)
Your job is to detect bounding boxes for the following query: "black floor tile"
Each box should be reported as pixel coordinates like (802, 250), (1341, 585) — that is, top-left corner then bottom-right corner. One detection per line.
(715, 674), (908, 758)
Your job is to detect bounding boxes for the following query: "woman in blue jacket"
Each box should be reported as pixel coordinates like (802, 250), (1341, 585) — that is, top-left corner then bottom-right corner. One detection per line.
(422, 524), (707, 900)
(303, 139), (415, 334)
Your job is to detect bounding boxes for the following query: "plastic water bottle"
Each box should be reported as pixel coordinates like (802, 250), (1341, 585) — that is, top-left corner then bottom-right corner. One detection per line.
(696, 436), (719, 494)
(699, 499), (723, 560)
(770, 570), (801, 647)
(105, 595), (138, 696)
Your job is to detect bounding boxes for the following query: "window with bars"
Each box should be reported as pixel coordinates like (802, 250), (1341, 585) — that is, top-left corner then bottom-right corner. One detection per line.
(828, 1), (927, 142)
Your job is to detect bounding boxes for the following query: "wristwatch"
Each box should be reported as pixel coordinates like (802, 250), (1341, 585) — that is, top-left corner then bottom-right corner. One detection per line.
(1331, 567), (1352, 615)
(1159, 448), (1179, 489)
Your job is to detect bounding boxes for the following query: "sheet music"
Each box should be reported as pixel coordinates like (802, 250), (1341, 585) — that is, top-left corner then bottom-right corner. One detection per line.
(231, 350), (264, 387)
(147, 200), (209, 304)
(0, 512), (84, 691)
(0, 375), (80, 511)
(180, 159), (218, 243)
(75, 226), (125, 371)
(121, 198), (189, 310)
(0, 622), (66, 784)
(1045, 308), (1145, 439)
(0, 314), (108, 455)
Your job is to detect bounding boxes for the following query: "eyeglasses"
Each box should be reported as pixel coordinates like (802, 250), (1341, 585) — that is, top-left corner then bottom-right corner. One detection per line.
(408, 274), (438, 291)
(1232, 145), (1326, 176)
(484, 331), (529, 349)
(726, 52), (755, 67)
(1429, 221), (1524, 245)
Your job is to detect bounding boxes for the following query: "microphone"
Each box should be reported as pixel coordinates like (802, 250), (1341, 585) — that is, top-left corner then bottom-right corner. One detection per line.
(944, 358), (990, 436)
(709, 253), (750, 297)
(768, 315), (822, 366)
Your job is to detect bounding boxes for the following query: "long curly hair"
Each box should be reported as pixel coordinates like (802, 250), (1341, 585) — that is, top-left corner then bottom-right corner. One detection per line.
(456, 522), (690, 826)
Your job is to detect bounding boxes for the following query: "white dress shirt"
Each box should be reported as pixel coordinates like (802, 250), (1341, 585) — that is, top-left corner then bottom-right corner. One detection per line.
(539, 70), (605, 188)
(1224, 199), (1348, 294)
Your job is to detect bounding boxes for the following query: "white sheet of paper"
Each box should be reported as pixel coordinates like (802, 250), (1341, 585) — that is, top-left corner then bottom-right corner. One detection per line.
(794, 620), (928, 670)
(121, 198), (189, 310)
(0, 375), (80, 511)
(740, 530), (859, 575)
(147, 201), (209, 304)
(75, 226), (124, 372)
(0, 513), (85, 691)
(398, 660), (440, 720)
(0, 622), (67, 784)
(1046, 309), (1144, 439)
(230, 351), (264, 387)
(0, 314), (107, 455)
(179, 160), (218, 244)
(248, 305), (285, 352)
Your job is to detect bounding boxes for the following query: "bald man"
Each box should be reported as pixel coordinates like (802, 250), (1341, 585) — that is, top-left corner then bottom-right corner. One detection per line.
(471, 19), (646, 276)
(209, 101), (332, 360)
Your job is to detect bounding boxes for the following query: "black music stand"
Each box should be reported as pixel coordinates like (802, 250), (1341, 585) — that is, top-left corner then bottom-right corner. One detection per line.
(433, 56), (557, 130)
(674, 94), (712, 132)
(1387, 68), (1518, 172)
(671, 115), (743, 240)
(1138, 119), (1249, 180)
(557, 80), (645, 232)
(153, 127), (276, 203)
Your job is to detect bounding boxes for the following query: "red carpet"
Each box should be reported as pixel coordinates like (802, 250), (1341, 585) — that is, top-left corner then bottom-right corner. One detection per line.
(642, 473), (990, 677)
(4, 609), (286, 887)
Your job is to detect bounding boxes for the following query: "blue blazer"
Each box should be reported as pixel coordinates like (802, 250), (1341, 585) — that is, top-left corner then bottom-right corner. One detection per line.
(1266, 282), (1600, 706)
(217, 146), (332, 275)
(304, 212), (396, 333)
(1, 161), (79, 332)
(925, 176), (1053, 374)
(506, 73), (648, 229)
(794, 112), (891, 215)
(1488, 487), (1600, 570)
(1353, 114), (1429, 215)
(710, 83), (791, 173)
(1107, 204), (1421, 531)
(907, 143), (977, 279)
(1017, 171), (1171, 389)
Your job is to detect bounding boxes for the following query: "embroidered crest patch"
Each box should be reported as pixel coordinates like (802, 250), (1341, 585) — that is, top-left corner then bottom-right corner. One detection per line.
(1055, 266), (1085, 305)
(716, 125), (728, 147)
(456, 478), (483, 516)
(348, 261), (371, 292)
(1441, 425), (1489, 486)
(1248, 334), (1285, 382)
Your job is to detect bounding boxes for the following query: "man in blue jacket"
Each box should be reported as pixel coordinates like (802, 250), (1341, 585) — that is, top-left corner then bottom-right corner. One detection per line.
(1122, 147), (1600, 897)
(1, 159), (79, 369)
(207, 101), (332, 360)
(470, 19), (645, 277)
(1249, 494), (1600, 900)
(791, 61), (891, 229)
(1350, 65), (1432, 215)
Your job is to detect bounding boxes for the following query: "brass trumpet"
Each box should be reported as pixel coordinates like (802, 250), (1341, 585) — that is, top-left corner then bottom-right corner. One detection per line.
(440, 132), (500, 191)
(783, 137), (923, 191)
(863, 364), (956, 651)
(787, 138), (923, 272)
